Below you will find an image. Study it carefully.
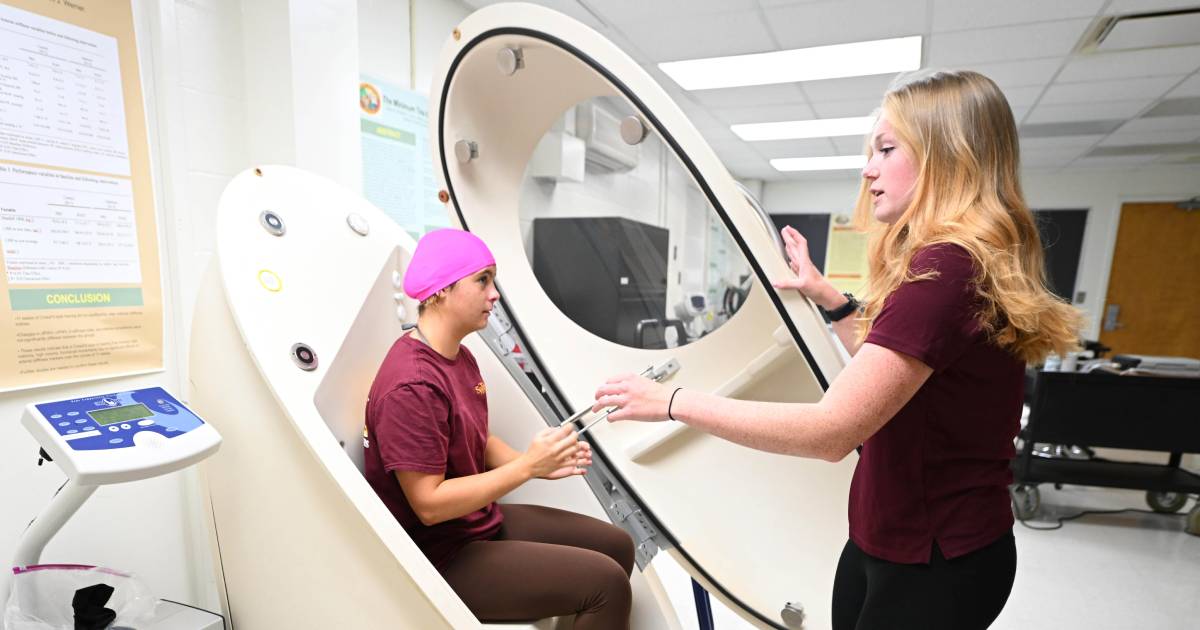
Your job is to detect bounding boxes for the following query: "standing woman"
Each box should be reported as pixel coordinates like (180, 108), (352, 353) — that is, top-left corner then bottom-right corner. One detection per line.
(365, 228), (636, 629)
(593, 70), (1081, 630)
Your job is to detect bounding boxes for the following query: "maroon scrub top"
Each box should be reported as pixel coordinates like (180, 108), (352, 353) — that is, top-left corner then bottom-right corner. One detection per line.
(364, 335), (503, 568)
(854, 244), (1023, 564)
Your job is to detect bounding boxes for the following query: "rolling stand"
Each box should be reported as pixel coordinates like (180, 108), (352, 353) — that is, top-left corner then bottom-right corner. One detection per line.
(1011, 370), (1200, 535)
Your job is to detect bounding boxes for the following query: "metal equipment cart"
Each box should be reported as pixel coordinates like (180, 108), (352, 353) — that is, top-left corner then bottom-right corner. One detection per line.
(1011, 370), (1200, 534)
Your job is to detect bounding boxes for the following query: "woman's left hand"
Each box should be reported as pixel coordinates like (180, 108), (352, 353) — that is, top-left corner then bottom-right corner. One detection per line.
(541, 440), (592, 480)
(593, 374), (672, 422)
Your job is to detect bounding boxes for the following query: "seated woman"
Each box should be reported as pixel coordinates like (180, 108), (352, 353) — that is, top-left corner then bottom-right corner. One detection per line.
(364, 228), (635, 630)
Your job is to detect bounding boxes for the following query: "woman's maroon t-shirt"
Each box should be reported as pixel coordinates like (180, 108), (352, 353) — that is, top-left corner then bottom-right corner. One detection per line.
(855, 243), (1022, 564)
(363, 334), (502, 568)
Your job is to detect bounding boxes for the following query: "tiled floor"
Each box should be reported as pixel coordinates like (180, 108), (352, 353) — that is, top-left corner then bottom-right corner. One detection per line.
(994, 485), (1200, 630)
(658, 484), (1200, 629)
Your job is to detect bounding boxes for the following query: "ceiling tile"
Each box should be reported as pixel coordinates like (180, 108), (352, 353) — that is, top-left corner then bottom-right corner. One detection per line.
(832, 135), (869, 154)
(727, 162), (784, 180)
(751, 137), (841, 159)
(931, 0), (1106, 32)
(1090, 142), (1200, 156)
(1002, 85), (1045, 108)
(811, 98), (884, 118)
(695, 126), (742, 145)
(1101, 129), (1200, 146)
(673, 104), (728, 131)
(1025, 100), (1149, 123)
(709, 103), (817, 125)
(928, 19), (1093, 66)
(1071, 155), (1159, 167)
(1023, 149), (1086, 168)
(1020, 119), (1124, 136)
(1039, 76), (1181, 105)
(688, 83), (808, 108)
(1021, 135), (1105, 150)
(1106, 0), (1200, 14)
(951, 58), (1063, 89)
(757, 0), (833, 7)
(1119, 114), (1200, 132)
(1057, 46), (1200, 82)
(776, 170), (864, 183)
(1151, 155), (1200, 166)
(618, 10), (776, 61)
(466, 0), (609, 31)
(1168, 74), (1200, 98)
(763, 0), (928, 50)
(592, 0), (760, 24)
(708, 140), (767, 163)
(802, 73), (897, 102)
(1143, 97), (1200, 117)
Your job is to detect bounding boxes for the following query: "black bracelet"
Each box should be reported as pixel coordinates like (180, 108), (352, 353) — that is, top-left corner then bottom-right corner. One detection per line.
(667, 387), (683, 421)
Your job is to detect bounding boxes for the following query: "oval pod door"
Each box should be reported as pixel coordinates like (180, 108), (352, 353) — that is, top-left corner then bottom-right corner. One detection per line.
(431, 5), (854, 629)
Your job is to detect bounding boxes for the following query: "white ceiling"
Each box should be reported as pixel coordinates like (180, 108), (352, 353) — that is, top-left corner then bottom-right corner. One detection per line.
(464, 0), (1200, 180)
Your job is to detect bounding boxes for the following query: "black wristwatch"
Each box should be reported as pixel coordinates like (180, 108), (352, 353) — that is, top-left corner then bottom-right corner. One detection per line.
(825, 293), (861, 322)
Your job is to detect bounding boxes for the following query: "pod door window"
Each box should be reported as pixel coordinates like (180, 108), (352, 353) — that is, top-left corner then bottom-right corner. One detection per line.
(520, 96), (753, 350)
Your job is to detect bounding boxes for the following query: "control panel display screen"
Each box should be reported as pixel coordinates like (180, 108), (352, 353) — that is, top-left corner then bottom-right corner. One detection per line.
(87, 404), (153, 426)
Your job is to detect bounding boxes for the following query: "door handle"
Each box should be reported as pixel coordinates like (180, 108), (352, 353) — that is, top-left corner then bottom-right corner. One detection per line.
(1103, 303), (1124, 331)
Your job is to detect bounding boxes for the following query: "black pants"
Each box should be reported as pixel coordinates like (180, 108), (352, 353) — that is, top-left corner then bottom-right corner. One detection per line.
(832, 531), (1016, 630)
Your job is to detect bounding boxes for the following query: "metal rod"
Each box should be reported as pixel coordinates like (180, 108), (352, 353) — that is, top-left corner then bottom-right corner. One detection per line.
(576, 409), (614, 436)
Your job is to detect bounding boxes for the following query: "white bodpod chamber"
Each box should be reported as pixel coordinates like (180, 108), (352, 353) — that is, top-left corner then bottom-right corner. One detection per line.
(189, 3), (854, 629)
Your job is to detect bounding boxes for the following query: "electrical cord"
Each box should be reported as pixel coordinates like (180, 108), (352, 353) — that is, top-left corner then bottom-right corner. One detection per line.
(25, 478), (71, 532)
(1017, 494), (1199, 531)
(159, 598), (226, 622)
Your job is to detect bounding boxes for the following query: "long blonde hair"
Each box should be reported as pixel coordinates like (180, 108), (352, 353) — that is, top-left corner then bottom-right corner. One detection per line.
(853, 70), (1081, 364)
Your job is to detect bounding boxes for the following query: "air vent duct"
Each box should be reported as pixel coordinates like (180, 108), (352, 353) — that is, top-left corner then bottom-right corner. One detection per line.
(1078, 7), (1200, 53)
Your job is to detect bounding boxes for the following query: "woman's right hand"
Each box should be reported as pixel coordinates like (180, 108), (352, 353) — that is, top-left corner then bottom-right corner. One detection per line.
(520, 425), (581, 479)
(772, 226), (842, 309)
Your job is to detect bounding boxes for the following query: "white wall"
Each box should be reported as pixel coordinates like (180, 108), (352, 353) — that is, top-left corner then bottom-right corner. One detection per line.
(0, 0), (472, 614)
(761, 166), (1200, 340)
(0, 0), (194, 610)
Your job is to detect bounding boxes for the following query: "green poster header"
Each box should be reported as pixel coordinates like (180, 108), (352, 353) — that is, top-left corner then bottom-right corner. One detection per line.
(9, 288), (144, 311)
(361, 119), (415, 145)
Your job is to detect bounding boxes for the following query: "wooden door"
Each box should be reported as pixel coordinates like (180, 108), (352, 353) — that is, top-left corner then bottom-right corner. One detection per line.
(1098, 202), (1200, 357)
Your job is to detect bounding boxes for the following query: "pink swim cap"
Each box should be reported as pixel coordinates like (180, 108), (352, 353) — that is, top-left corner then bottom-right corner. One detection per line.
(403, 228), (496, 302)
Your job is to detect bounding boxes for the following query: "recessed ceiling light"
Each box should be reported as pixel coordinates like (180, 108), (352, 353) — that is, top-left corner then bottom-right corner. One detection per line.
(659, 36), (921, 91)
(732, 116), (876, 141)
(771, 155), (868, 171)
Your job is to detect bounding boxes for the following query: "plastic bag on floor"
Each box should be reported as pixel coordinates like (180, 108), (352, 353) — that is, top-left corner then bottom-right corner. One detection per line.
(4, 564), (156, 630)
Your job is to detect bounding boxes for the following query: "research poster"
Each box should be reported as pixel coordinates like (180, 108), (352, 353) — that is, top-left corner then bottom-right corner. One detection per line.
(824, 213), (869, 295)
(0, 0), (163, 392)
(359, 76), (449, 239)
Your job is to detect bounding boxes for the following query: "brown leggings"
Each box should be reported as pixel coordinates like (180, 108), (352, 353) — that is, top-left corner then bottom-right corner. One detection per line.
(439, 504), (635, 630)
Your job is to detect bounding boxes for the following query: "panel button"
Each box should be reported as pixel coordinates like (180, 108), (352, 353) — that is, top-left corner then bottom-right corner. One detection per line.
(120, 424), (131, 430)
(58, 422), (70, 427)
(133, 431), (168, 448)
(109, 438), (124, 445)
(50, 414), (63, 419)
(108, 426), (119, 432)
(67, 430), (78, 434)
(75, 419), (87, 424)
(137, 419), (154, 426)
(67, 412), (79, 416)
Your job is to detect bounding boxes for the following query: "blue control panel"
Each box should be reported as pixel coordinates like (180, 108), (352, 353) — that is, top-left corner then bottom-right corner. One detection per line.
(33, 387), (204, 452)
